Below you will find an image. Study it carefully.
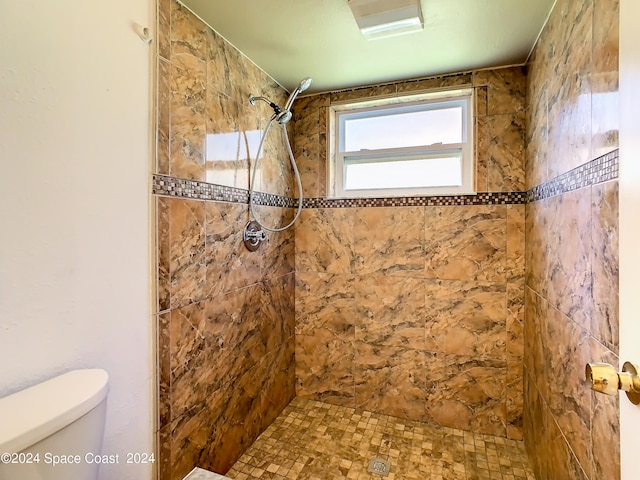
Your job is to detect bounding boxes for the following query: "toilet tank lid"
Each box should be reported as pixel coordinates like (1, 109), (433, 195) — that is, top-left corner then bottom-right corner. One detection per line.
(0, 369), (109, 453)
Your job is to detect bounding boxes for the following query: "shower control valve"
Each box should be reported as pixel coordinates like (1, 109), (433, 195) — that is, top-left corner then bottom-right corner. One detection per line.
(243, 220), (267, 252)
(245, 229), (266, 241)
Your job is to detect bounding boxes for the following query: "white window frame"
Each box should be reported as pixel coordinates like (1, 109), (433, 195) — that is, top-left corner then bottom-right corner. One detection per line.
(328, 89), (475, 198)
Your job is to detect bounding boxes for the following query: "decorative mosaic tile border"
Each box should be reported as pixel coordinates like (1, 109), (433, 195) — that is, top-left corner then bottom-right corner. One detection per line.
(152, 175), (299, 208)
(527, 149), (619, 203)
(153, 149), (618, 208)
(303, 191), (526, 208)
(152, 174), (526, 207)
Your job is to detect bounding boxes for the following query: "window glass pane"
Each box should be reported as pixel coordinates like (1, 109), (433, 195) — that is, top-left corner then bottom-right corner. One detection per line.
(343, 106), (462, 152)
(344, 156), (462, 190)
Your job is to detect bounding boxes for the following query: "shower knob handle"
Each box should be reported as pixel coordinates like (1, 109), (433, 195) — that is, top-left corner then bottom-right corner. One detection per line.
(585, 361), (640, 404)
(585, 362), (619, 396)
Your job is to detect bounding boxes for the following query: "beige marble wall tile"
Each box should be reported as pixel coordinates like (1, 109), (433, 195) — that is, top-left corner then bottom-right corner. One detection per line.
(169, 302), (212, 422)
(157, 0), (170, 61)
(260, 338), (296, 430)
(204, 201), (260, 298)
(475, 115), (489, 193)
(168, 405), (214, 480)
(507, 280), (525, 364)
(183, 315), (294, 477)
(591, 0), (619, 158)
(475, 86), (488, 116)
(252, 203), (297, 231)
(424, 205), (506, 281)
(523, 371), (547, 480)
(425, 353), (506, 436)
(158, 58), (171, 175)
(424, 279), (506, 360)
(225, 45), (253, 106)
(473, 67), (526, 115)
(206, 362), (266, 473)
(525, 201), (549, 298)
(295, 272), (355, 339)
(506, 361), (523, 440)
(157, 197), (171, 312)
(169, 301), (205, 375)
(261, 122), (296, 197)
(295, 334), (355, 406)
(203, 285), (267, 390)
(355, 274), (425, 349)
(589, 337), (620, 480)
(170, 0), (207, 60)
(260, 209), (296, 278)
(295, 208), (354, 274)
(543, 307), (592, 473)
(524, 287), (548, 398)
(546, 0), (594, 178)
(252, 121), (275, 194)
(317, 132), (327, 197)
(197, 388), (238, 474)
(396, 73), (473, 95)
(293, 95), (322, 139)
(294, 132), (321, 198)
(330, 84), (397, 104)
(205, 91), (249, 189)
(591, 180), (619, 353)
(546, 414), (590, 480)
(525, 68), (549, 189)
(354, 206), (424, 276)
(259, 277), (292, 353)
(507, 205), (525, 364)
(318, 100), (330, 133)
(268, 273), (296, 341)
(293, 94), (330, 197)
(158, 312), (171, 429)
(486, 112), (526, 192)
(296, 94), (331, 112)
(168, 198), (206, 309)
(170, 53), (206, 180)
(355, 343), (426, 421)
(547, 75), (592, 180)
(158, 425), (171, 480)
(506, 205), (525, 281)
(205, 29), (231, 97)
(546, 189), (593, 330)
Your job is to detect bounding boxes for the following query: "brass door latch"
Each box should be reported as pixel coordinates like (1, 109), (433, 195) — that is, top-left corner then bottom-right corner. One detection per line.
(585, 362), (640, 405)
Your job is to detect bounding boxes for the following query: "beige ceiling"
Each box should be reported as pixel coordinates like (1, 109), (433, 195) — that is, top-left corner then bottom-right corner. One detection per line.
(180, 0), (556, 94)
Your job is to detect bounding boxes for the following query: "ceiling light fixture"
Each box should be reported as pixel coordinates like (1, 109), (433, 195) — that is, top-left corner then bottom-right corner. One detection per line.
(348, 0), (424, 40)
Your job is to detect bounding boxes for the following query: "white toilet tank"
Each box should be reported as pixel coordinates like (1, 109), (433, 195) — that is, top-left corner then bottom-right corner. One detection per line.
(0, 369), (109, 480)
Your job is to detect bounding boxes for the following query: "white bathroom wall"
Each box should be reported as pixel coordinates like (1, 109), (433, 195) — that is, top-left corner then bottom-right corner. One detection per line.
(0, 0), (154, 479)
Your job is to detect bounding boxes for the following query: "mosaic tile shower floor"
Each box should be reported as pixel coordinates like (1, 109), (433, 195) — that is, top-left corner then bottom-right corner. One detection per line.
(226, 397), (536, 480)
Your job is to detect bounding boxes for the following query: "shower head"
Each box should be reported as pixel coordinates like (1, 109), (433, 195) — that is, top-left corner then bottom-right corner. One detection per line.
(277, 111), (293, 124)
(298, 77), (313, 92)
(283, 77), (313, 116)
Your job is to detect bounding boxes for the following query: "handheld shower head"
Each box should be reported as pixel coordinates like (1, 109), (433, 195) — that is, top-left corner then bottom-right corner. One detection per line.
(283, 77), (313, 114)
(298, 77), (312, 92)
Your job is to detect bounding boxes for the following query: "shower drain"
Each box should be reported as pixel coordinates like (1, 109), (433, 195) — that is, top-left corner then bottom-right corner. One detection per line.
(367, 458), (391, 477)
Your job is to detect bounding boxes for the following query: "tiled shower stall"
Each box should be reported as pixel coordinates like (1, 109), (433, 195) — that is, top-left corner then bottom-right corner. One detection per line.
(153, 0), (620, 479)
